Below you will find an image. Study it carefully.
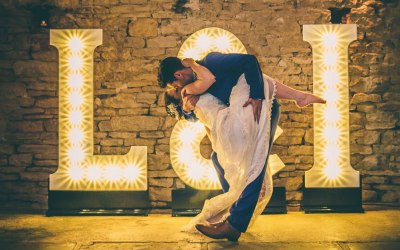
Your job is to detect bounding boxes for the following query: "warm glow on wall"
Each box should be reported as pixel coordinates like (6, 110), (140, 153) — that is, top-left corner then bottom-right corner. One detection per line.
(49, 29), (147, 191)
(303, 24), (359, 188)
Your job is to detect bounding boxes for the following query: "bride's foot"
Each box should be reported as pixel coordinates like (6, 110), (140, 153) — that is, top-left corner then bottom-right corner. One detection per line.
(296, 92), (326, 107)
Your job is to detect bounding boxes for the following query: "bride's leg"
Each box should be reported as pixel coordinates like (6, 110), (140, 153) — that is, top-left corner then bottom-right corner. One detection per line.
(271, 79), (326, 107)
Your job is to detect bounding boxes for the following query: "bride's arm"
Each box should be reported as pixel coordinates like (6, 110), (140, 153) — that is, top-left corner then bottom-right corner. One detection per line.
(182, 58), (216, 95)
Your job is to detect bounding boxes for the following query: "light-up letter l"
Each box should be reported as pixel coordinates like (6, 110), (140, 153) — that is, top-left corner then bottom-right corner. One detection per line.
(49, 29), (147, 191)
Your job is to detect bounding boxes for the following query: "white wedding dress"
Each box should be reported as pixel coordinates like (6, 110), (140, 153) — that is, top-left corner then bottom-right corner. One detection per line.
(181, 74), (278, 233)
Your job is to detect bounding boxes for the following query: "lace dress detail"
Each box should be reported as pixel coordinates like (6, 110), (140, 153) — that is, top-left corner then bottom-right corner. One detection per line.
(182, 74), (278, 233)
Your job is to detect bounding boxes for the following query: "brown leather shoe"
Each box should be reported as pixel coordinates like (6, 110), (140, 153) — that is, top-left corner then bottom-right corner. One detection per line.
(195, 220), (241, 242)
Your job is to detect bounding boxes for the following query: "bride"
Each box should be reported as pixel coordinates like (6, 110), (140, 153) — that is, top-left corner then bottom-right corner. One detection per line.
(165, 58), (325, 241)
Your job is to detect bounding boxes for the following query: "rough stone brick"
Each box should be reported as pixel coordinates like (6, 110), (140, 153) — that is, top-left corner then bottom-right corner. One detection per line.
(136, 92), (157, 104)
(147, 36), (178, 48)
(351, 93), (382, 104)
(9, 154), (32, 166)
(362, 190), (378, 202)
(35, 98), (58, 108)
(128, 19), (158, 37)
(100, 138), (124, 146)
(288, 146), (313, 155)
(139, 131), (164, 139)
(355, 154), (386, 170)
(102, 93), (148, 108)
(124, 37), (146, 48)
(149, 177), (173, 188)
(11, 121), (43, 132)
(0, 145), (15, 155)
(111, 116), (160, 131)
(351, 130), (381, 145)
(366, 112), (398, 130)
(124, 137), (157, 146)
(381, 191), (399, 203)
(13, 61), (57, 77)
(18, 145), (57, 154)
(149, 187), (171, 202)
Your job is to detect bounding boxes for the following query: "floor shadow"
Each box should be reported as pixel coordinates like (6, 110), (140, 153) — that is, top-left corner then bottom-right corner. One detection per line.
(0, 227), (54, 243)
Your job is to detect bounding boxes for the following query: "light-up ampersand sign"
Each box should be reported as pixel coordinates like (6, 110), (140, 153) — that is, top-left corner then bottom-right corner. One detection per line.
(303, 24), (359, 187)
(50, 29), (147, 191)
(170, 27), (284, 190)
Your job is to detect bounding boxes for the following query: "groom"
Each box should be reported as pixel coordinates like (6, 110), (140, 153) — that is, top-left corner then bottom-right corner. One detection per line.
(158, 52), (281, 241)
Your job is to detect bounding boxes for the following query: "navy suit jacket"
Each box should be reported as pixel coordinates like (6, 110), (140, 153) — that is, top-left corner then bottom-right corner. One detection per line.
(183, 52), (265, 121)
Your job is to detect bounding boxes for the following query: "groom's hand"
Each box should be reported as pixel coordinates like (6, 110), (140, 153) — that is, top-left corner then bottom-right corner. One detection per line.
(243, 98), (262, 124)
(182, 88), (199, 112)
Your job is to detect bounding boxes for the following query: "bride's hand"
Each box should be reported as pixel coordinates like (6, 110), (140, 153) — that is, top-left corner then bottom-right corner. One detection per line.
(182, 58), (195, 68)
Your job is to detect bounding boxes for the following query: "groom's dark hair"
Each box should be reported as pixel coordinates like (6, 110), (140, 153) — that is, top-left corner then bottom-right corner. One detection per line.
(158, 57), (185, 88)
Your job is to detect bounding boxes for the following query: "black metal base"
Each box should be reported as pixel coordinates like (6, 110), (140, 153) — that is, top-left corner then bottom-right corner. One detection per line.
(262, 187), (287, 214)
(47, 190), (150, 216)
(171, 187), (223, 217)
(172, 186), (287, 216)
(302, 177), (364, 213)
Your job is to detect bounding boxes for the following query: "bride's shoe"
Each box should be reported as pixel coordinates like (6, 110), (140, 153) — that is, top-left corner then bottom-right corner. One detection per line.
(195, 220), (241, 242)
(296, 92), (326, 107)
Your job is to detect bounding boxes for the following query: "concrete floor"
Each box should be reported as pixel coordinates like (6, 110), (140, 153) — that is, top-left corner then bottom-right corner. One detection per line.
(0, 210), (399, 250)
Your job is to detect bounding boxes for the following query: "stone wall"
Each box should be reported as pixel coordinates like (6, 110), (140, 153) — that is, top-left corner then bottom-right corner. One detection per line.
(0, 0), (398, 212)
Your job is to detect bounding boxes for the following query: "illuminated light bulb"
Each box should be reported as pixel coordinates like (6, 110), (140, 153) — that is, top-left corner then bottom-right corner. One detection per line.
(323, 106), (340, 123)
(182, 48), (200, 60)
(192, 121), (205, 133)
(179, 127), (196, 144)
(323, 51), (338, 66)
(187, 163), (204, 181)
(68, 91), (84, 107)
(69, 55), (83, 70)
(205, 167), (219, 183)
(69, 110), (83, 125)
(215, 35), (230, 51)
(322, 33), (338, 48)
(69, 165), (84, 181)
(196, 34), (213, 52)
(322, 70), (340, 87)
(323, 88), (340, 103)
(178, 147), (195, 165)
(124, 164), (140, 181)
(105, 165), (120, 181)
(323, 144), (340, 162)
(323, 126), (340, 142)
(68, 37), (84, 52)
(68, 73), (83, 89)
(87, 165), (102, 181)
(68, 146), (85, 162)
(68, 127), (84, 144)
(324, 164), (341, 180)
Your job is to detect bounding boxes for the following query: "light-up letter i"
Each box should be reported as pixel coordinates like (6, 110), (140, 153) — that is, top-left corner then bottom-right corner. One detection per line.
(303, 24), (359, 188)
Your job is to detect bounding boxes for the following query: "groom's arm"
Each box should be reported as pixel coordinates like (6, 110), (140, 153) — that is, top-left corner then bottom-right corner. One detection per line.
(202, 52), (265, 100)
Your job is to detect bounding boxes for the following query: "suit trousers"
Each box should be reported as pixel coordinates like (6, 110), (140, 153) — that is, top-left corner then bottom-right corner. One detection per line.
(210, 99), (281, 232)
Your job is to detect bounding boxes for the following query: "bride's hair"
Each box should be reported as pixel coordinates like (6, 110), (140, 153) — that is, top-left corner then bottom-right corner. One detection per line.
(165, 92), (183, 120)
